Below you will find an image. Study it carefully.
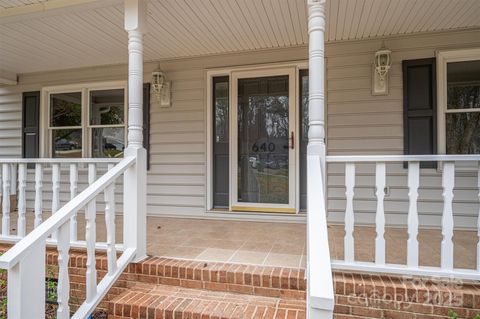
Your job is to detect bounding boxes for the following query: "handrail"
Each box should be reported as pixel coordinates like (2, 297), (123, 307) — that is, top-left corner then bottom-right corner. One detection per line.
(307, 154), (335, 313)
(327, 154), (480, 162)
(0, 158), (121, 164)
(0, 156), (136, 269)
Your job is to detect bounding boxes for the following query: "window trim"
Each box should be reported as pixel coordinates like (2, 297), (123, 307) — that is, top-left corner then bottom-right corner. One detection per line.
(41, 81), (127, 158)
(205, 61), (308, 213)
(436, 48), (480, 155)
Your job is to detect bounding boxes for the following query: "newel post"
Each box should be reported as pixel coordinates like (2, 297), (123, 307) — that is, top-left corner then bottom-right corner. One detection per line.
(307, 1), (332, 319)
(124, 0), (147, 262)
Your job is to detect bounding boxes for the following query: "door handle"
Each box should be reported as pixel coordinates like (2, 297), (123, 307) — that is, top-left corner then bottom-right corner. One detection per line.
(289, 132), (294, 150)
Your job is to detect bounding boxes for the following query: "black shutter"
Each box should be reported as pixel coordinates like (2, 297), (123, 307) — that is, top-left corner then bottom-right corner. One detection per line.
(402, 58), (437, 168)
(22, 91), (40, 160)
(143, 83), (151, 170)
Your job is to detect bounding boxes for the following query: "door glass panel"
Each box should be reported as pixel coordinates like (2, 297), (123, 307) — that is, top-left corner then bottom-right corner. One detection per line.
(213, 77), (230, 208)
(237, 76), (289, 204)
(299, 70), (309, 210)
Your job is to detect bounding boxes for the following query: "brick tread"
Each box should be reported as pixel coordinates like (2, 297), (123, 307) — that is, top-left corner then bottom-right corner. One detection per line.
(109, 282), (306, 319)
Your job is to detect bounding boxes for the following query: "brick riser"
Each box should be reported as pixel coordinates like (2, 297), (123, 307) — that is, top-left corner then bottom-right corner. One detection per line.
(108, 282), (306, 319)
(130, 257), (306, 300)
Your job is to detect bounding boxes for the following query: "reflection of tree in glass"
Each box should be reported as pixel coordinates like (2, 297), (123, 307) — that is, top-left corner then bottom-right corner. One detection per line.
(98, 106), (124, 125)
(244, 96), (288, 138)
(446, 85), (480, 154)
(51, 98), (81, 127)
(215, 98), (228, 142)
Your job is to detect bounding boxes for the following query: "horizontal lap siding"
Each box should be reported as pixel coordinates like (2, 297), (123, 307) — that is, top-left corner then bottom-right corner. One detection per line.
(0, 91), (21, 157)
(325, 29), (480, 228)
(147, 68), (206, 216)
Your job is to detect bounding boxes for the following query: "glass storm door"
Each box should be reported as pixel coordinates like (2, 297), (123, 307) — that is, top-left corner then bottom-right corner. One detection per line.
(231, 68), (296, 213)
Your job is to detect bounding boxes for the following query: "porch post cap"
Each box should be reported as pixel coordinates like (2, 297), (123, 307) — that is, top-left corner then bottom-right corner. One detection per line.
(124, 0), (147, 33)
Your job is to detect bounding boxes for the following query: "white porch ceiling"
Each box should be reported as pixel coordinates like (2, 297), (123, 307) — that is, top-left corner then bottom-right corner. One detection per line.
(1, 0), (479, 74)
(0, 0), (47, 9)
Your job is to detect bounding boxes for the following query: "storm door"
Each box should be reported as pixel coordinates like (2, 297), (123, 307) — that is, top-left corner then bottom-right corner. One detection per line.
(231, 68), (296, 213)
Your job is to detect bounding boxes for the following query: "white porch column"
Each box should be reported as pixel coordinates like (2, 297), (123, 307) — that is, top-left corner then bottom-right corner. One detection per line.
(124, 0), (147, 262)
(307, 0), (326, 166)
(307, 1), (333, 319)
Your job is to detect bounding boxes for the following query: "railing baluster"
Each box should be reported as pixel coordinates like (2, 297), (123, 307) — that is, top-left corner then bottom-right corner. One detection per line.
(52, 163), (61, 215)
(34, 163), (43, 227)
(10, 164), (17, 196)
(51, 163), (61, 240)
(375, 162), (386, 265)
(105, 163), (117, 274)
(2, 164), (11, 236)
(441, 162), (455, 271)
(56, 220), (70, 319)
(407, 162), (420, 268)
(17, 164), (27, 237)
(70, 164), (78, 242)
(86, 163), (97, 302)
(344, 163), (355, 263)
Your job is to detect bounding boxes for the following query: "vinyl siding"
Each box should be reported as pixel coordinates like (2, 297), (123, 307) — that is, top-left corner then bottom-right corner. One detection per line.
(0, 29), (479, 228)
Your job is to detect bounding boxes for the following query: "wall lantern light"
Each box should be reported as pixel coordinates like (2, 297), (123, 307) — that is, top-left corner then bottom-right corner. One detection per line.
(152, 69), (171, 107)
(372, 46), (392, 95)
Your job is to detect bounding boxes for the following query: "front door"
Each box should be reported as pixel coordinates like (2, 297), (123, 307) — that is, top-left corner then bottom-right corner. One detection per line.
(231, 68), (296, 213)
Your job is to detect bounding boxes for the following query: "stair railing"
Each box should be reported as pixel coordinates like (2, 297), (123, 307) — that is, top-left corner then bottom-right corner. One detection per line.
(0, 156), (137, 319)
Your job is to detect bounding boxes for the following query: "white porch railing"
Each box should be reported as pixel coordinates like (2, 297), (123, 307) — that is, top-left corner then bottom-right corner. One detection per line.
(0, 156), (138, 319)
(327, 154), (480, 281)
(0, 158), (120, 244)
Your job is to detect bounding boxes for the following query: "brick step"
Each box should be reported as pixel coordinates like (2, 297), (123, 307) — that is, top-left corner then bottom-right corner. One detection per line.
(108, 282), (306, 319)
(131, 257), (306, 300)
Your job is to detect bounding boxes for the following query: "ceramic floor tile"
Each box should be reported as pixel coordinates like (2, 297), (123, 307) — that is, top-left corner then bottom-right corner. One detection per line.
(263, 253), (302, 268)
(229, 250), (269, 265)
(196, 248), (237, 262)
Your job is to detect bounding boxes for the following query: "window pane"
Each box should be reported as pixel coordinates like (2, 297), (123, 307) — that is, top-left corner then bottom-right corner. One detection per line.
(52, 129), (82, 158)
(50, 92), (82, 127)
(92, 127), (125, 158)
(446, 112), (480, 154)
(447, 60), (480, 110)
(90, 89), (125, 125)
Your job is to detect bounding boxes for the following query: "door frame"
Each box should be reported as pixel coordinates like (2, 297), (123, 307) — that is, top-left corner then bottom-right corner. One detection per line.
(230, 67), (297, 213)
(205, 61), (308, 214)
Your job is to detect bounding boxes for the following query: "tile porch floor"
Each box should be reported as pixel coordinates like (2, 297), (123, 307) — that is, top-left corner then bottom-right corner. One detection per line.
(142, 217), (477, 270)
(11, 214), (478, 269)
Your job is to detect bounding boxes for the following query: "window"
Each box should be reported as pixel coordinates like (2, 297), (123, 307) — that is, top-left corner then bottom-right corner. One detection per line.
(45, 82), (126, 158)
(438, 49), (480, 155)
(49, 92), (83, 158)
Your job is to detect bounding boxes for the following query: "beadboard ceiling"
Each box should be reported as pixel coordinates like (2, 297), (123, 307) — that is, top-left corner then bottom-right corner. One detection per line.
(1, 0), (479, 74)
